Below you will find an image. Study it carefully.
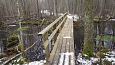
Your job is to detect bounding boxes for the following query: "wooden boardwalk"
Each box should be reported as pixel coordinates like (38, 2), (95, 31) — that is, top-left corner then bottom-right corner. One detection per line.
(46, 18), (75, 65)
(2, 13), (75, 65)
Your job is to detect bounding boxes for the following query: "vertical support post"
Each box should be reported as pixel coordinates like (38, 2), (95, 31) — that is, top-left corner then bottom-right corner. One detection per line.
(39, 32), (50, 61)
(45, 32), (50, 61)
(19, 22), (24, 51)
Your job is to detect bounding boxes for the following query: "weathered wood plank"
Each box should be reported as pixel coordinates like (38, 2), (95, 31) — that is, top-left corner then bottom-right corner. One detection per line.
(51, 19), (68, 65)
(45, 25), (64, 65)
(46, 18), (75, 65)
(69, 19), (75, 65)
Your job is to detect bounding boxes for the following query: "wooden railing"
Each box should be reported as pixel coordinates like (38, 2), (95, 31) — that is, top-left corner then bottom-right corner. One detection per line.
(38, 13), (67, 61)
(3, 53), (22, 65)
(2, 13), (67, 65)
(3, 39), (40, 65)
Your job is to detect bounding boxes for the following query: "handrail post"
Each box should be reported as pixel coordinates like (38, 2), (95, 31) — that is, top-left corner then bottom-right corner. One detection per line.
(38, 33), (50, 62)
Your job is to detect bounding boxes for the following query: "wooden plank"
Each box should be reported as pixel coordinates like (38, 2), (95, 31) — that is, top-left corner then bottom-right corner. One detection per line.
(64, 19), (71, 65)
(52, 20), (68, 65)
(45, 26), (65, 65)
(58, 19), (70, 65)
(52, 37), (63, 65)
(43, 40), (49, 49)
(48, 18), (68, 65)
(69, 19), (75, 65)
(48, 35), (63, 65)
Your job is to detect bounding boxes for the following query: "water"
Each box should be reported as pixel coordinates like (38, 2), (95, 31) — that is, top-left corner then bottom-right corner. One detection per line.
(0, 40), (4, 53)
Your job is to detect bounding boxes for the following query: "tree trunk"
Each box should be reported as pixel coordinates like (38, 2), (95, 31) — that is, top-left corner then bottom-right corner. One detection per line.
(83, 0), (94, 57)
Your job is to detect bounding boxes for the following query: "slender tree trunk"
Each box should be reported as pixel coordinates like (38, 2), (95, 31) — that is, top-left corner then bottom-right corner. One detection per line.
(83, 0), (94, 57)
(53, 0), (57, 16)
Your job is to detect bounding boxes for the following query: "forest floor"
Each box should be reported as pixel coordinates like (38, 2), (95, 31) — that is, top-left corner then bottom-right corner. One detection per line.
(76, 50), (115, 65)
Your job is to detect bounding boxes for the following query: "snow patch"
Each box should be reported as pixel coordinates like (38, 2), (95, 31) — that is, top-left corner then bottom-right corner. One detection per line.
(63, 36), (72, 39)
(59, 52), (74, 65)
(77, 51), (115, 65)
(24, 60), (46, 65)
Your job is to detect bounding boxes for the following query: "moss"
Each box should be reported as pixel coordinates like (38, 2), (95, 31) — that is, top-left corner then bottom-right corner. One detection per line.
(17, 43), (24, 52)
(7, 36), (19, 48)
(17, 27), (29, 31)
(96, 35), (115, 42)
(0, 21), (6, 29)
(83, 41), (94, 57)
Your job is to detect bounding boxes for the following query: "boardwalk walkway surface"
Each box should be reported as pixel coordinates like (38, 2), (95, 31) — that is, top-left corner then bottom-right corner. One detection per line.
(46, 17), (75, 65)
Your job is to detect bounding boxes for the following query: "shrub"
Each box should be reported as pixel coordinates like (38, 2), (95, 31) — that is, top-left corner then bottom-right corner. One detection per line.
(83, 41), (94, 57)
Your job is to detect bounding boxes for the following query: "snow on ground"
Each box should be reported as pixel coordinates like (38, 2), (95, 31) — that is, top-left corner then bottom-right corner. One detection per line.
(110, 19), (115, 21)
(67, 15), (73, 19)
(77, 51), (115, 65)
(67, 14), (79, 21)
(0, 61), (1, 64)
(58, 52), (74, 65)
(77, 53), (94, 65)
(24, 60), (46, 65)
(105, 51), (115, 63)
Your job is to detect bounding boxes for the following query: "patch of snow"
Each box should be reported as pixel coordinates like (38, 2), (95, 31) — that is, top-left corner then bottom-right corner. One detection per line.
(112, 62), (115, 65)
(60, 52), (74, 56)
(9, 25), (16, 27)
(41, 10), (50, 16)
(73, 15), (79, 21)
(63, 36), (72, 39)
(111, 51), (115, 55)
(77, 53), (99, 65)
(59, 53), (64, 65)
(59, 52), (74, 65)
(90, 57), (99, 63)
(67, 14), (79, 21)
(24, 60), (46, 65)
(105, 56), (115, 62)
(67, 15), (73, 19)
(110, 19), (115, 21)
(105, 51), (115, 62)
(77, 51), (115, 65)
(0, 60), (1, 63)
(64, 54), (69, 65)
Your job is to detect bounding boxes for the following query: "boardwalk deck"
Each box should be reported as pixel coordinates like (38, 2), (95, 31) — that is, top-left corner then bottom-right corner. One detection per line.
(46, 18), (75, 65)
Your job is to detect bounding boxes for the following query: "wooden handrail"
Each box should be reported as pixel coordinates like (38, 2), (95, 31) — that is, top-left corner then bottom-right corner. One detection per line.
(38, 13), (67, 61)
(38, 13), (67, 35)
(48, 17), (67, 41)
(3, 39), (39, 65)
